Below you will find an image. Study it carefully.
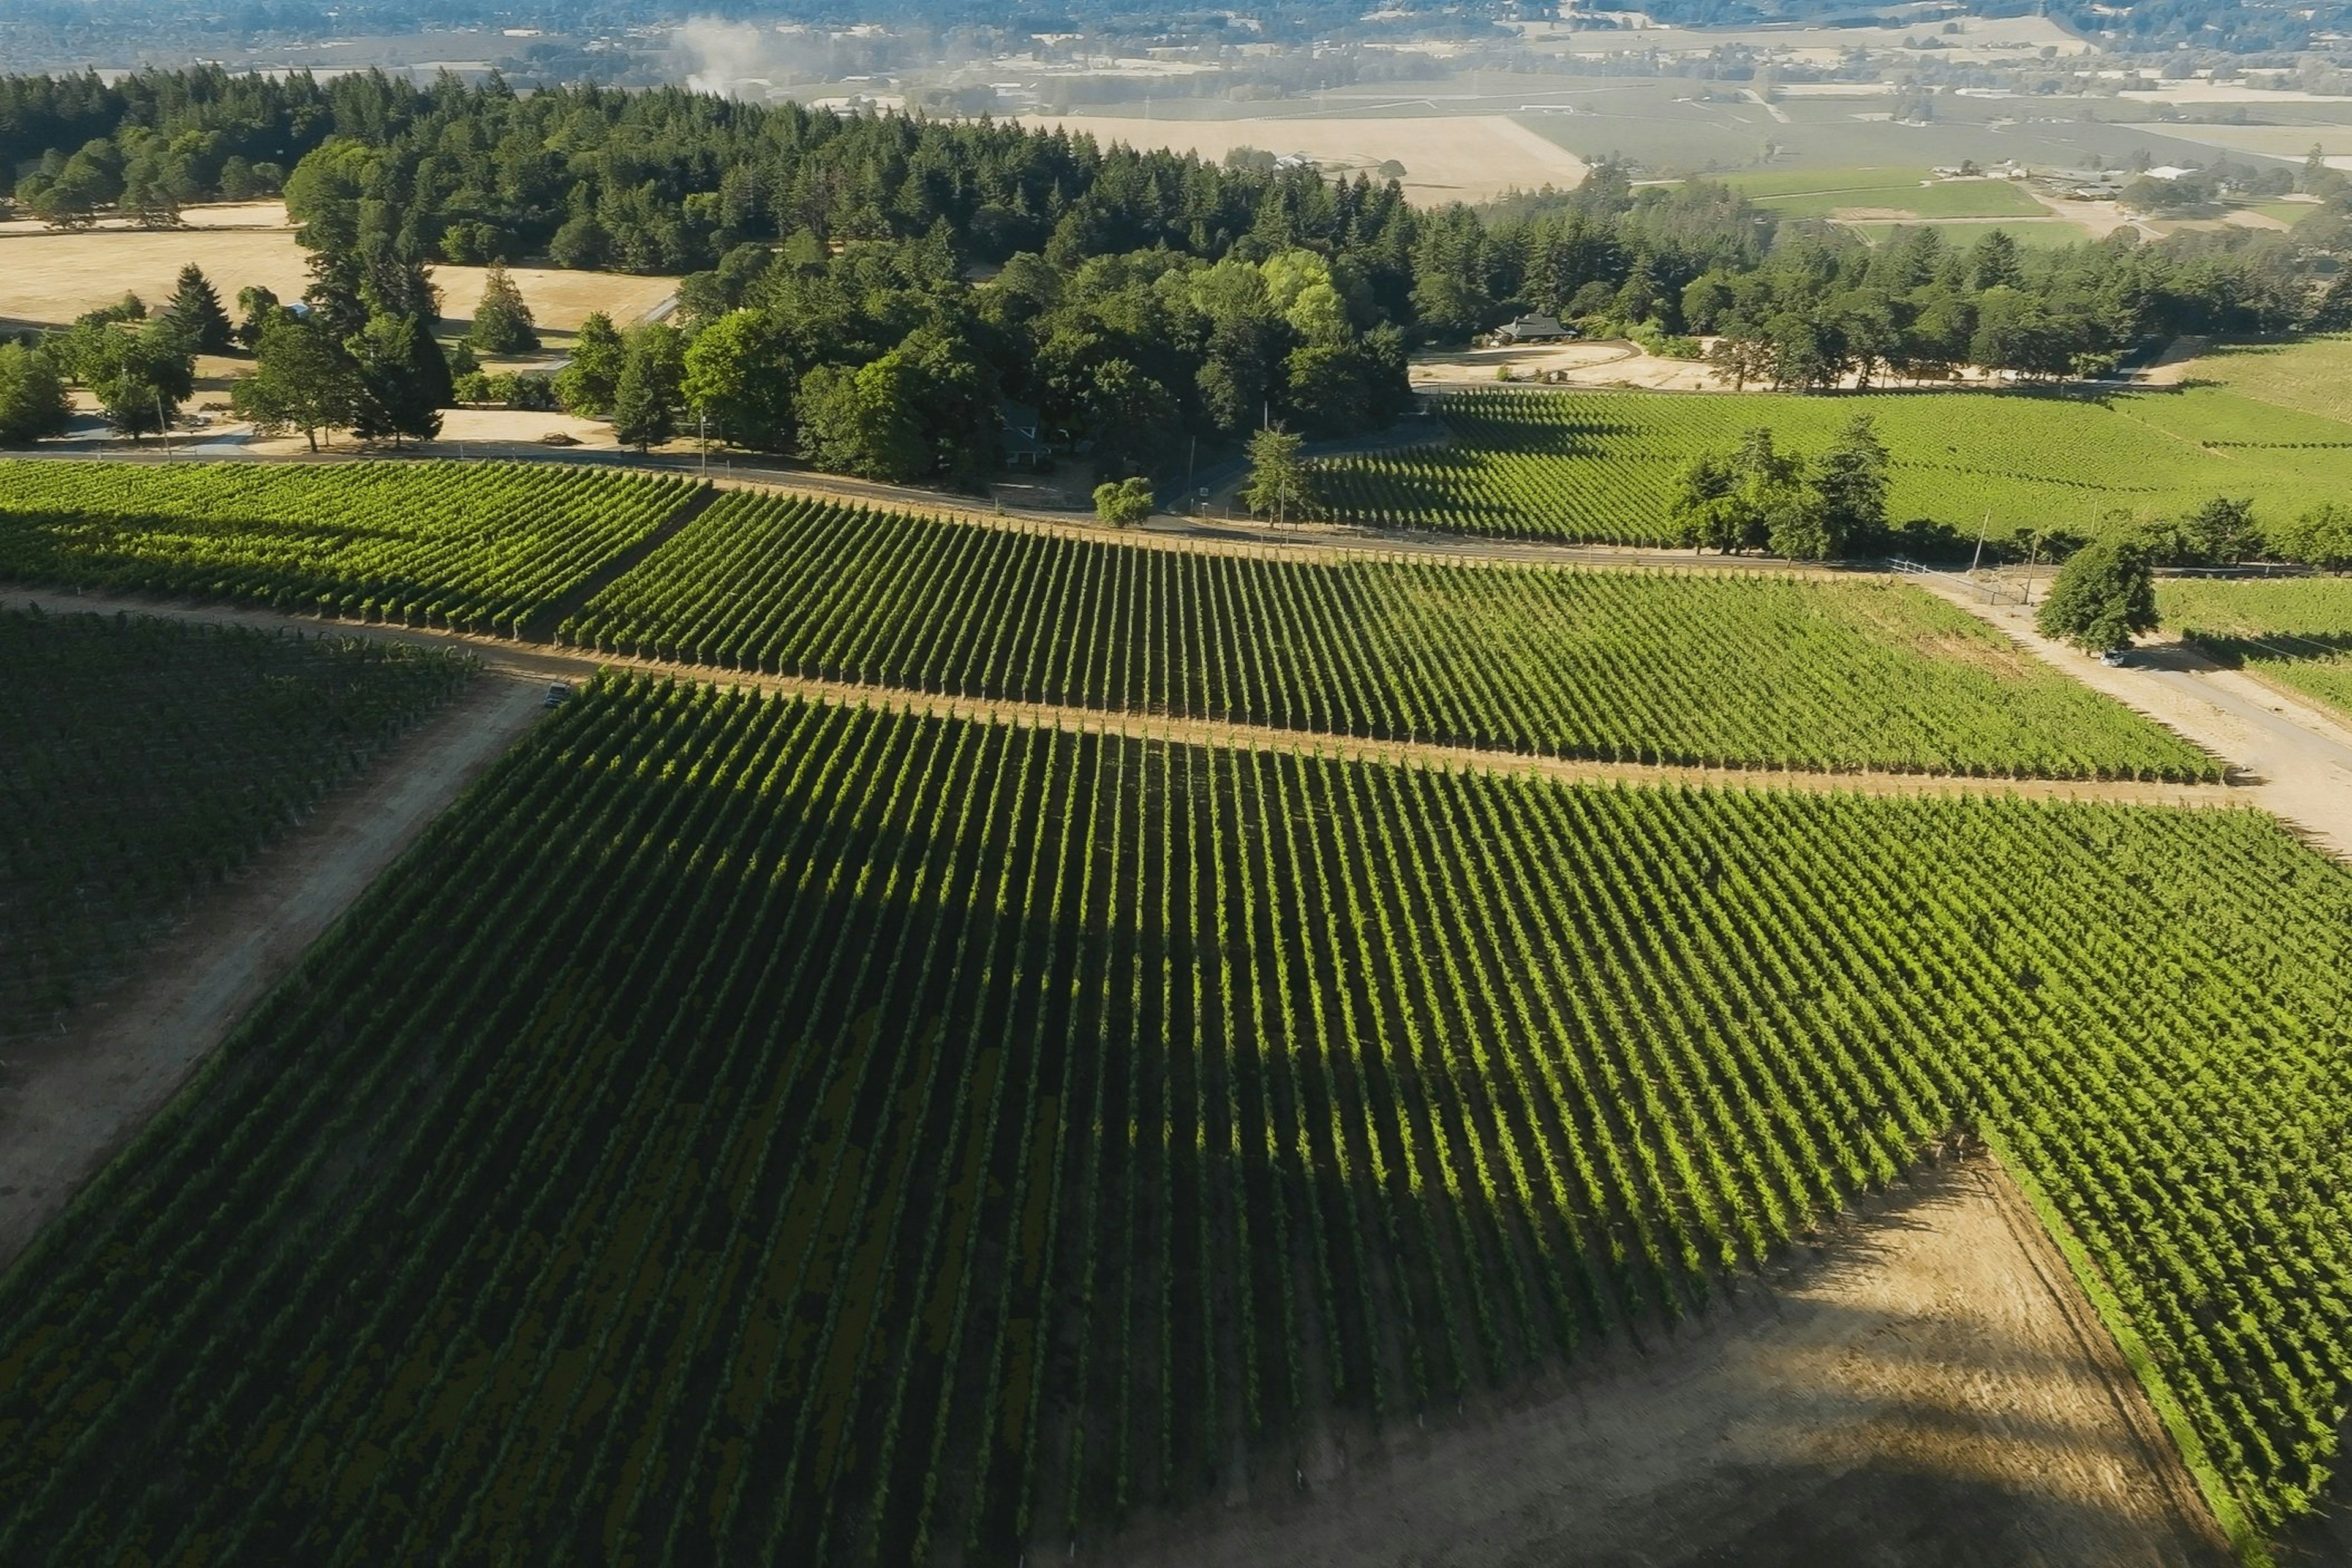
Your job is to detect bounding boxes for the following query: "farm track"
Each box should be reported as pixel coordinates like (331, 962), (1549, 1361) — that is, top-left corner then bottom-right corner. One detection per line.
(1, 588), (2245, 807)
(1920, 581), (2352, 861)
(1095, 1154), (2231, 1568)
(0, 670), (545, 1272)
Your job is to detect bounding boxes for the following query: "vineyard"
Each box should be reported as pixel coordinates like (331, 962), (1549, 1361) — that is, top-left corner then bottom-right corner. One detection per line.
(2160, 575), (2352, 724)
(1, 679), (2346, 1562)
(0, 605), (475, 1041)
(563, 492), (2215, 780)
(1313, 388), (2352, 548)
(0, 459), (698, 636)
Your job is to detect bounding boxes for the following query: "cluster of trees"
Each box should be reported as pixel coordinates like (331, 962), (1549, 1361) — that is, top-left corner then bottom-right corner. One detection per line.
(235, 268), (453, 450)
(1, 69), (296, 227)
(2120, 494), (2352, 571)
(1451, 172), (2324, 390)
(7, 66), (2352, 486)
(0, 263), (241, 442)
(1666, 415), (1890, 559)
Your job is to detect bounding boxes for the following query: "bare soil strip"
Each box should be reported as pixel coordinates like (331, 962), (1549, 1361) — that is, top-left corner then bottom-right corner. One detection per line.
(1088, 1155), (2232, 1568)
(2, 590), (2241, 807)
(0, 673), (544, 1271)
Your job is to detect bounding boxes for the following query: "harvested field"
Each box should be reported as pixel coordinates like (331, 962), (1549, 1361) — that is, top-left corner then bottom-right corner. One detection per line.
(0, 199), (676, 333)
(0, 215), (311, 330)
(1017, 113), (1588, 205)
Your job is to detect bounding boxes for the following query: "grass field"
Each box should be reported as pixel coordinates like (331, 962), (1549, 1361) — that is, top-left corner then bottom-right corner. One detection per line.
(0, 679), (2344, 1559)
(1714, 169), (2048, 221)
(0, 460), (698, 635)
(0, 605), (473, 1041)
(2178, 334), (2352, 428)
(564, 492), (2214, 779)
(2158, 575), (2352, 722)
(1317, 386), (2352, 550)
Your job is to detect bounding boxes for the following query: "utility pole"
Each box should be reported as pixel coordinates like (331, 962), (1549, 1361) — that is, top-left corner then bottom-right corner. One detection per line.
(1967, 507), (1991, 577)
(155, 390), (170, 461)
(699, 410), (709, 480)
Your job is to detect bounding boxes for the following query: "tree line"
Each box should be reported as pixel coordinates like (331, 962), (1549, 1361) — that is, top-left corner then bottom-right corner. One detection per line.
(4, 66), (2352, 489)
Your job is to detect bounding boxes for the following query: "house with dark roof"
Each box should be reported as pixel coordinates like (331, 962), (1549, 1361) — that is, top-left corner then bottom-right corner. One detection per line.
(1495, 314), (1572, 344)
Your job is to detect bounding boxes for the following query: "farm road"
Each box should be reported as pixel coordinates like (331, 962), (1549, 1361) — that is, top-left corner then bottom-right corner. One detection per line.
(0, 666), (544, 1271)
(4, 588), (2245, 809)
(1090, 1155), (2230, 1568)
(1922, 581), (2352, 860)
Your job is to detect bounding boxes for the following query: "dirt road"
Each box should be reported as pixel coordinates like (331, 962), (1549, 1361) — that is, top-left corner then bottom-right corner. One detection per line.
(1090, 1156), (2228, 1568)
(0, 673), (545, 1270)
(4, 589), (2244, 808)
(1919, 579), (2352, 859)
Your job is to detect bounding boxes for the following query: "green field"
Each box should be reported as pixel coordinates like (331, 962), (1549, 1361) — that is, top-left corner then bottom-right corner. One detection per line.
(2177, 333), (2352, 429)
(0, 460), (698, 635)
(2159, 575), (2352, 722)
(0, 606), (473, 1041)
(0, 680), (2345, 1559)
(1728, 172), (2048, 221)
(1848, 219), (2096, 248)
(564, 492), (2214, 778)
(1317, 386), (2352, 549)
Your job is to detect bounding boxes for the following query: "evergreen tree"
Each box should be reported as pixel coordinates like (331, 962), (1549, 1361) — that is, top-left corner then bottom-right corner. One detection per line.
(345, 315), (444, 447)
(466, 264), (540, 354)
(609, 323), (684, 451)
(1810, 413), (1890, 555)
(162, 263), (233, 355)
(1240, 425), (1314, 524)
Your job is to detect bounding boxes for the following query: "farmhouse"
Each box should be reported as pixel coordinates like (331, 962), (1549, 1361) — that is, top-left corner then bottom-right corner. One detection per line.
(1496, 312), (1573, 343)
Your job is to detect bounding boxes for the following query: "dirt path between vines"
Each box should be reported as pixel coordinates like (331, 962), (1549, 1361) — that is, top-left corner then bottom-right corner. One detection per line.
(0, 672), (544, 1271)
(1088, 1155), (2230, 1568)
(1919, 579), (2352, 860)
(2, 589), (2244, 809)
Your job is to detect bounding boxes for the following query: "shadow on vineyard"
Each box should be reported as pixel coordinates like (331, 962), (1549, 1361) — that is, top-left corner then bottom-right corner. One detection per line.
(1, 679), (2347, 1562)
(2186, 630), (2352, 672)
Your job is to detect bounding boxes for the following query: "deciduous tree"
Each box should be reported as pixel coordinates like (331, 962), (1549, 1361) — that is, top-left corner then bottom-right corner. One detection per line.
(2038, 538), (2158, 652)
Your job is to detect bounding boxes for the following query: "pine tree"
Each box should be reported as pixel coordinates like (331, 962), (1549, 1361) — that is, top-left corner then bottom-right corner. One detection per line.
(1240, 426), (1314, 524)
(162, 263), (234, 356)
(610, 326), (684, 451)
(466, 264), (540, 354)
(346, 315), (445, 448)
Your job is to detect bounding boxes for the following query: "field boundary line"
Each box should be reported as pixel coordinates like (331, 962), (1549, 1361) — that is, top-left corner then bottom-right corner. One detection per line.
(0, 671), (545, 1275)
(1984, 1129), (2272, 1567)
(1, 588), (2248, 806)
